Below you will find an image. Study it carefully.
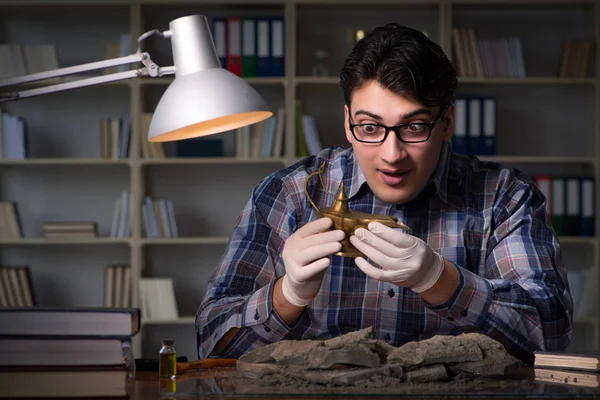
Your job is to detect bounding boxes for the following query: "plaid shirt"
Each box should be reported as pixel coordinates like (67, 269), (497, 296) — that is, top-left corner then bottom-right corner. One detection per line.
(196, 141), (574, 362)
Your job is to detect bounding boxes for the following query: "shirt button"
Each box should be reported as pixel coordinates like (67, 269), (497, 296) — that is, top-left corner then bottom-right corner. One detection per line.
(388, 288), (395, 298)
(254, 310), (260, 320)
(460, 309), (468, 317)
(264, 326), (271, 333)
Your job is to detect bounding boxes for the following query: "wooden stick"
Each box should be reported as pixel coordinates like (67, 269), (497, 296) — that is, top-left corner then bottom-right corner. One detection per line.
(176, 358), (237, 374)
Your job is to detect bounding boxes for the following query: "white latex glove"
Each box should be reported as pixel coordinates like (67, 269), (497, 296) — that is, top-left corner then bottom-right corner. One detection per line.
(281, 217), (345, 307)
(349, 222), (444, 293)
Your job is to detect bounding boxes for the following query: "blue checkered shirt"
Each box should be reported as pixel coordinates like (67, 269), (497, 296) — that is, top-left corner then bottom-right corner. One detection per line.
(196, 141), (573, 362)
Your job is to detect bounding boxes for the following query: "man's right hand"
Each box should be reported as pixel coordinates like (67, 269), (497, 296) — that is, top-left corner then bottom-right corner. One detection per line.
(281, 217), (345, 307)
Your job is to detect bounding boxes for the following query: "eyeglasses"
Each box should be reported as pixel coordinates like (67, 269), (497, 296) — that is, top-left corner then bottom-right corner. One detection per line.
(349, 104), (449, 144)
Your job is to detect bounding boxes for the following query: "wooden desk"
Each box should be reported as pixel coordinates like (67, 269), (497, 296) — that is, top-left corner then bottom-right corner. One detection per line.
(132, 367), (600, 399)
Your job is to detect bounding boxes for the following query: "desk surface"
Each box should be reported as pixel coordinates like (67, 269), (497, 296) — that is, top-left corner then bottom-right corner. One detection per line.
(131, 367), (600, 400)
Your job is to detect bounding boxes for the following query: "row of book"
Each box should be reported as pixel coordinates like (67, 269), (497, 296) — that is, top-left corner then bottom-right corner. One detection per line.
(0, 110), (27, 160)
(0, 201), (22, 239)
(236, 106), (285, 159)
(1, 263), (135, 310)
(296, 100), (323, 157)
(568, 267), (597, 322)
(0, 266), (35, 308)
(139, 112), (166, 158)
(110, 190), (131, 239)
(103, 33), (133, 75)
(104, 264), (132, 308)
(558, 40), (596, 78)
(452, 27), (525, 78)
(0, 43), (59, 80)
(100, 111), (131, 159)
(142, 196), (179, 238)
(452, 96), (496, 156)
(139, 277), (179, 322)
(213, 17), (285, 77)
(0, 307), (139, 398)
(42, 221), (97, 238)
(535, 176), (595, 237)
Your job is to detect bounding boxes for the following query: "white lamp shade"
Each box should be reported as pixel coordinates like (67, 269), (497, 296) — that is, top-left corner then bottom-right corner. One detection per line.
(148, 68), (273, 142)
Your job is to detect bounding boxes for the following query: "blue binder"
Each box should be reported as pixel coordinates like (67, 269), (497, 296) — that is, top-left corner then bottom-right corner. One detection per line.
(212, 18), (227, 69)
(270, 18), (285, 77)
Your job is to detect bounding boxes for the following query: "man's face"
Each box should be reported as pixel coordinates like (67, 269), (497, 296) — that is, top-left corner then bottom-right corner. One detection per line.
(344, 80), (454, 205)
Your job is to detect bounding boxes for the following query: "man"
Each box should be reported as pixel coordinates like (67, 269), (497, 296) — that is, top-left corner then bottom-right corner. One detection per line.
(196, 23), (573, 364)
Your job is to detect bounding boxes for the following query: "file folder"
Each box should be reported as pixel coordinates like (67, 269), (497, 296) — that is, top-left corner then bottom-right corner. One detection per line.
(212, 18), (227, 69)
(452, 98), (468, 154)
(482, 97), (496, 155)
(242, 18), (257, 77)
(256, 19), (270, 77)
(467, 97), (483, 155)
(580, 177), (595, 236)
(271, 18), (285, 77)
(535, 176), (552, 225)
(566, 178), (580, 236)
(551, 178), (565, 236)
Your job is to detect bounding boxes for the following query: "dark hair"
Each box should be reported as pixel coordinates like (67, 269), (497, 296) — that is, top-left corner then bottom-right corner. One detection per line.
(340, 23), (457, 108)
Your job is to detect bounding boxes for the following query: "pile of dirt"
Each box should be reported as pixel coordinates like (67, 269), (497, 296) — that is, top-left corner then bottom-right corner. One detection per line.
(225, 327), (539, 395)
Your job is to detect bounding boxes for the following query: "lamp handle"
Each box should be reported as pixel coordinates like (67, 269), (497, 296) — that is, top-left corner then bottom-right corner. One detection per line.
(304, 161), (328, 214)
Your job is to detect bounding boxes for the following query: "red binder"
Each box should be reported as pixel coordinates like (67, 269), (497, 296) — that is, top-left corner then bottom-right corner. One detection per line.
(226, 17), (242, 76)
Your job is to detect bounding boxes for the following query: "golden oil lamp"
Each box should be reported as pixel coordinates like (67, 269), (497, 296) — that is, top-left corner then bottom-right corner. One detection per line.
(304, 161), (411, 257)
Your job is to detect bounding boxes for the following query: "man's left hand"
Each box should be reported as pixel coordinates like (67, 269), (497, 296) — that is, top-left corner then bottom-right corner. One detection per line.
(349, 222), (444, 293)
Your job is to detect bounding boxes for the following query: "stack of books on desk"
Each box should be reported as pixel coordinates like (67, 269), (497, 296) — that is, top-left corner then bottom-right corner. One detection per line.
(534, 351), (600, 388)
(0, 307), (140, 398)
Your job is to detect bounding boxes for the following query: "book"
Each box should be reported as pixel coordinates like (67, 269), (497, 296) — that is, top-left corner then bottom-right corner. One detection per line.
(534, 351), (600, 372)
(0, 307), (140, 338)
(0, 338), (124, 366)
(0, 365), (131, 398)
(535, 367), (600, 388)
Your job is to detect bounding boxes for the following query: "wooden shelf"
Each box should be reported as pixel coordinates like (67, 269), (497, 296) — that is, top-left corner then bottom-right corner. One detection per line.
(0, 238), (131, 245)
(295, 77), (597, 86)
(141, 237), (229, 245)
(450, 0), (593, 5)
(142, 316), (196, 325)
(574, 318), (599, 326)
(141, 77), (286, 86)
(0, 158), (130, 166)
(140, 157), (287, 166)
(458, 77), (597, 85)
(295, 76), (339, 85)
(476, 156), (595, 165)
(558, 236), (597, 245)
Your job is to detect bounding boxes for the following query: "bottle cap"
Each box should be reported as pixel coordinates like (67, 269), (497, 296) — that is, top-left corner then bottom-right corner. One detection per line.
(162, 339), (176, 346)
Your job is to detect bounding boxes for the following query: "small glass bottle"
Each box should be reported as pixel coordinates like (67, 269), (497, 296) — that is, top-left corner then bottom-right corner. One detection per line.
(159, 339), (177, 380)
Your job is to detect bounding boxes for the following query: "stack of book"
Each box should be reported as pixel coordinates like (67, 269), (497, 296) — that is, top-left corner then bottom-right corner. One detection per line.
(0, 266), (35, 307)
(534, 351), (600, 388)
(0, 307), (140, 398)
(42, 221), (98, 238)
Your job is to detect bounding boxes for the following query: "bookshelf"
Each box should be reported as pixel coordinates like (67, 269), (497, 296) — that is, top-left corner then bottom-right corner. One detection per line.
(0, 0), (598, 360)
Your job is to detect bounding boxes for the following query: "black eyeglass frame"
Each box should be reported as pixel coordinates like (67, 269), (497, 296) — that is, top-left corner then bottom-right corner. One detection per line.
(348, 104), (450, 144)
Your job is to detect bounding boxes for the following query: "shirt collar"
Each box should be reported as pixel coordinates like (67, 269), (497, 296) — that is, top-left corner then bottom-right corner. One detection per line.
(344, 148), (368, 199)
(430, 140), (465, 208)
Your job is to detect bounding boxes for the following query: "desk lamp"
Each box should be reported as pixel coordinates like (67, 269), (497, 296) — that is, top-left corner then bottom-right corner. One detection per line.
(0, 14), (273, 141)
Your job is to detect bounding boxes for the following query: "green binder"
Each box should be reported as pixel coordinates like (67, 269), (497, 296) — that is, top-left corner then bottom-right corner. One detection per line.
(242, 18), (256, 77)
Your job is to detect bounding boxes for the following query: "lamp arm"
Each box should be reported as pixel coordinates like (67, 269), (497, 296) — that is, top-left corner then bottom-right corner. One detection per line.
(0, 27), (177, 103)
(0, 52), (176, 103)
